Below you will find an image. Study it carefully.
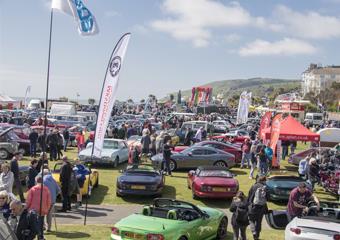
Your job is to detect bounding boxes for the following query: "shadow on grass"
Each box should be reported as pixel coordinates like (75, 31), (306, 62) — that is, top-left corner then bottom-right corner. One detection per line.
(198, 198), (233, 209)
(230, 169), (248, 175)
(88, 185), (109, 205)
(53, 231), (91, 239)
(119, 185), (176, 205)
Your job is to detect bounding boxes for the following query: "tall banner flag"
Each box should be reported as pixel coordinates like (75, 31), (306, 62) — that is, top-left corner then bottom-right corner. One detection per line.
(93, 33), (131, 158)
(270, 114), (282, 167)
(236, 91), (251, 124)
(52, 0), (99, 35)
(259, 111), (272, 139)
(24, 86), (31, 109)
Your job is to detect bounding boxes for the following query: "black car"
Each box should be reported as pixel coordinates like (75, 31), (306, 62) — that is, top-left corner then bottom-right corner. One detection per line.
(116, 165), (165, 197)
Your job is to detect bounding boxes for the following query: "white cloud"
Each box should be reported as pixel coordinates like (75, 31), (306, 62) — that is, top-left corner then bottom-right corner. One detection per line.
(150, 0), (279, 47)
(274, 5), (340, 39)
(239, 38), (317, 56)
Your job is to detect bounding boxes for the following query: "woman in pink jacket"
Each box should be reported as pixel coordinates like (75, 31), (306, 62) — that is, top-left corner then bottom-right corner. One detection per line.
(26, 175), (51, 238)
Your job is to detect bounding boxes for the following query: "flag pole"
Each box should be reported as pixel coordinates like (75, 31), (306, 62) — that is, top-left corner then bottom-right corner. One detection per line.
(84, 33), (131, 225)
(39, 8), (54, 238)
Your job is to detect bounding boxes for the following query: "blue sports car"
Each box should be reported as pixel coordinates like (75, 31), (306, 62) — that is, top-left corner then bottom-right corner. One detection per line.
(116, 165), (165, 197)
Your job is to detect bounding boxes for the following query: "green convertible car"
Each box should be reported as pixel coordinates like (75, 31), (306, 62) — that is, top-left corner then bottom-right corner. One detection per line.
(111, 198), (228, 240)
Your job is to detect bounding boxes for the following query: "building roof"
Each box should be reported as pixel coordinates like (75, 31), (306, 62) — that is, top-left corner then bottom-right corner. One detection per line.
(307, 66), (340, 75)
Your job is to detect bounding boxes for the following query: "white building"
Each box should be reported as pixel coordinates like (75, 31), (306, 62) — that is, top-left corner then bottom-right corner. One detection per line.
(302, 63), (340, 96)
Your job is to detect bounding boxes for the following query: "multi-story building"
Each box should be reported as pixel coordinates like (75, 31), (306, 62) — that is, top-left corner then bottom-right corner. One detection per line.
(302, 63), (340, 96)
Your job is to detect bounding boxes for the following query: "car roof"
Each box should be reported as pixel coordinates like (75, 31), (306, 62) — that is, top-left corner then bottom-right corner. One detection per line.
(268, 175), (304, 181)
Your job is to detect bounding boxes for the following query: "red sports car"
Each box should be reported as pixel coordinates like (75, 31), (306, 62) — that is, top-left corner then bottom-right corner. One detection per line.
(187, 166), (239, 199)
(175, 141), (242, 163)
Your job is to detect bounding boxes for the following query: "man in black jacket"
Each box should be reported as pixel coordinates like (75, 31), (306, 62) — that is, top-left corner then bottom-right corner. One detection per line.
(163, 140), (172, 176)
(10, 200), (39, 240)
(28, 129), (38, 157)
(63, 128), (70, 152)
(10, 152), (25, 202)
(59, 156), (73, 212)
(47, 129), (59, 161)
(247, 176), (270, 240)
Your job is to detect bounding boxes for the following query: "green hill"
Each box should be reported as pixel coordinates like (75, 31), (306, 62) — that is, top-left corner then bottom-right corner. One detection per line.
(173, 78), (300, 100)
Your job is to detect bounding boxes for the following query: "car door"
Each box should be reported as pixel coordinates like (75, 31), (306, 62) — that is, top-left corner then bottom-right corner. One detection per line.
(187, 149), (207, 168)
(201, 149), (219, 166)
(118, 142), (129, 163)
(265, 210), (290, 230)
(189, 214), (216, 239)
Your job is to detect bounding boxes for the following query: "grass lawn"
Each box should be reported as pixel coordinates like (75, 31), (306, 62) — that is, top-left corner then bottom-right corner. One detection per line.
(44, 224), (285, 240)
(17, 142), (337, 240)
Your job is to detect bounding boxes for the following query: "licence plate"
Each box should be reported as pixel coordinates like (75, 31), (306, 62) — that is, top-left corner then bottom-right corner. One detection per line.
(124, 232), (144, 239)
(131, 185), (146, 190)
(213, 187), (227, 192)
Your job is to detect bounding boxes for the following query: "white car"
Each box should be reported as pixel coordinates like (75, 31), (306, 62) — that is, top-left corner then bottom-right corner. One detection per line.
(78, 138), (129, 167)
(266, 203), (340, 240)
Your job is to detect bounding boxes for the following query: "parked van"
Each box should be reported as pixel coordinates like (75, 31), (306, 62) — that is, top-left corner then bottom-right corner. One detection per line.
(176, 121), (214, 142)
(304, 112), (324, 126)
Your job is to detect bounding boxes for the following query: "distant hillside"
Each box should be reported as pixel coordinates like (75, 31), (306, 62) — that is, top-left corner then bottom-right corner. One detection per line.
(172, 78), (300, 100)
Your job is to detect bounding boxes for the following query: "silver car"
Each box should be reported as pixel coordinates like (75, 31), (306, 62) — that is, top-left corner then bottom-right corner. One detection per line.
(78, 139), (129, 167)
(151, 146), (235, 171)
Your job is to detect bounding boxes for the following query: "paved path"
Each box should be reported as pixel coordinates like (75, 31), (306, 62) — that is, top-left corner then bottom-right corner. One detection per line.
(54, 203), (271, 229)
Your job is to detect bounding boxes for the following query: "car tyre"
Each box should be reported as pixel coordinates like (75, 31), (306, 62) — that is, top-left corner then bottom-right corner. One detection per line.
(214, 161), (228, 168)
(192, 188), (198, 200)
(114, 157), (119, 168)
(169, 160), (177, 171)
(93, 175), (99, 188)
(178, 236), (187, 240)
(0, 149), (9, 160)
(116, 191), (122, 197)
(216, 217), (228, 240)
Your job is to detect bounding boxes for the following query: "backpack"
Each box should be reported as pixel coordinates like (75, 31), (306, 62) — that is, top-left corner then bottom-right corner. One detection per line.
(235, 205), (249, 224)
(253, 185), (267, 205)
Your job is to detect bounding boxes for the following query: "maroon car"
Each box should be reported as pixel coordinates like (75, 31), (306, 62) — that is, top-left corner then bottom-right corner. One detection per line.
(175, 141), (242, 163)
(187, 166), (239, 199)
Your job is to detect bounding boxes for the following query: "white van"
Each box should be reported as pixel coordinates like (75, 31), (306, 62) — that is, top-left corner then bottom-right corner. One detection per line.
(304, 112), (324, 126)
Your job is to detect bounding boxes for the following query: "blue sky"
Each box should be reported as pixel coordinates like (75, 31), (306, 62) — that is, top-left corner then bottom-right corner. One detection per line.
(1, 0), (340, 101)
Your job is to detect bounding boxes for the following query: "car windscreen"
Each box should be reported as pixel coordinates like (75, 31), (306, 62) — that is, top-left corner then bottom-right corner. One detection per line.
(198, 170), (233, 178)
(7, 131), (20, 140)
(125, 170), (159, 176)
(103, 140), (119, 149)
(154, 199), (195, 210)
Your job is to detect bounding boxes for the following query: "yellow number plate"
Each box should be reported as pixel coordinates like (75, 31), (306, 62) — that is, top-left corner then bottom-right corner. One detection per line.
(124, 232), (144, 239)
(131, 185), (146, 190)
(212, 187), (227, 192)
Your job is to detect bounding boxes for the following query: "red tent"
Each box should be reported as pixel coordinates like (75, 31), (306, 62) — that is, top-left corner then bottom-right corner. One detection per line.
(263, 115), (320, 142)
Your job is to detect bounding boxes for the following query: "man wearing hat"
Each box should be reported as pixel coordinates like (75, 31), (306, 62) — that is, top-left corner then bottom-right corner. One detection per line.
(10, 152), (25, 202)
(287, 182), (320, 220)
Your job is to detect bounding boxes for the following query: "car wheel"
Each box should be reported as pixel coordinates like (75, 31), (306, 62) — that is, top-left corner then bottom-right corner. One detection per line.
(216, 217), (228, 240)
(116, 191), (122, 197)
(169, 160), (177, 171)
(0, 149), (9, 159)
(214, 161), (228, 168)
(192, 188), (198, 200)
(93, 175), (99, 188)
(114, 157), (119, 168)
(178, 236), (187, 240)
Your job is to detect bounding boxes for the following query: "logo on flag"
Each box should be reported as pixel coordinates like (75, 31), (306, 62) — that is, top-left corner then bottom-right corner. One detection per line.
(52, 0), (99, 36)
(109, 56), (122, 77)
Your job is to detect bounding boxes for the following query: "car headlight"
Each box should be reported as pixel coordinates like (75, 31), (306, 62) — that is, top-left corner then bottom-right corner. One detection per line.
(117, 182), (128, 190)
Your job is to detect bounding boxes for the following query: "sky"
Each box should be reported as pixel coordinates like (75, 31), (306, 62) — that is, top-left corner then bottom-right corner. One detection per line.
(1, 0), (340, 102)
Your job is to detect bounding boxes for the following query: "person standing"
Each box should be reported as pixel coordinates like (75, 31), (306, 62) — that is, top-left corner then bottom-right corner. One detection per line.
(9, 200), (39, 240)
(47, 129), (59, 161)
(247, 176), (269, 240)
(230, 191), (249, 240)
(28, 129), (39, 158)
(287, 182), (320, 220)
(281, 140), (289, 160)
(76, 131), (85, 153)
(59, 156), (73, 212)
(27, 159), (38, 190)
(264, 143), (273, 172)
(241, 139), (252, 169)
(194, 127), (203, 143)
(42, 168), (60, 232)
(62, 127), (70, 152)
(26, 175), (51, 240)
(249, 142), (258, 179)
(184, 127), (193, 146)
(163, 140), (173, 176)
(290, 141), (297, 155)
(57, 130), (64, 160)
(257, 148), (268, 176)
(141, 130), (151, 157)
(10, 152), (25, 202)
(36, 152), (48, 172)
(0, 162), (14, 193)
(307, 158), (319, 190)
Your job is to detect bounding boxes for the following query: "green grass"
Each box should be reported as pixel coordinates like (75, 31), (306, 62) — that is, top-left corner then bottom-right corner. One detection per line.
(44, 224), (285, 240)
(19, 142), (337, 240)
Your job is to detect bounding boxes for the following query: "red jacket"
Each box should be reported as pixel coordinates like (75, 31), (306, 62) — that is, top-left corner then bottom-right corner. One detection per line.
(26, 184), (51, 216)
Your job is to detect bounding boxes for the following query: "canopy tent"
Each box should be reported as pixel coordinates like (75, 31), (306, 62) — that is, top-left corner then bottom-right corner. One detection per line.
(0, 95), (20, 109)
(262, 115), (320, 142)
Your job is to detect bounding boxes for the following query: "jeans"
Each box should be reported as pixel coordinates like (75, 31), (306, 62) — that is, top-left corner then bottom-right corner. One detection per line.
(50, 145), (57, 160)
(38, 216), (45, 239)
(282, 146), (288, 160)
(259, 162), (267, 175)
(249, 206), (265, 239)
(232, 224), (247, 240)
(30, 143), (37, 157)
(249, 161), (256, 178)
(241, 153), (252, 168)
(63, 139), (69, 151)
(164, 158), (172, 175)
